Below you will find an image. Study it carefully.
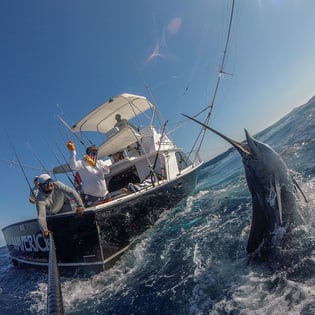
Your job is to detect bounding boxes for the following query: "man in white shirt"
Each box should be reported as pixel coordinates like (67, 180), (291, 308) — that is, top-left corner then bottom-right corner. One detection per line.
(67, 142), (111, 207)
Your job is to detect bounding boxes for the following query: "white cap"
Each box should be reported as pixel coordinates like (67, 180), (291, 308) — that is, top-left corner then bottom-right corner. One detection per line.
(38, 173), (52, 184)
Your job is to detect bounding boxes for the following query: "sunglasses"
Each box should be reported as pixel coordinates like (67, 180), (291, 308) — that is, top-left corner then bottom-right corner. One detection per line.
(88, 151), (98, 156)
(42, 179), (52, 186)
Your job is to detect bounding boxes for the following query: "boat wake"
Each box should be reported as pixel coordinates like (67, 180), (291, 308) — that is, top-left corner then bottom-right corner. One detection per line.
(189, 176), (315, 315)
(2, 99), (315, 314)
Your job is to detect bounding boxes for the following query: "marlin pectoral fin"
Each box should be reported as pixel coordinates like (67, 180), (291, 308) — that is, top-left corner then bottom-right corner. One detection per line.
(275, 176), (283, 225)
(291, 175), (308, 203)
(246, 193), (269, 254)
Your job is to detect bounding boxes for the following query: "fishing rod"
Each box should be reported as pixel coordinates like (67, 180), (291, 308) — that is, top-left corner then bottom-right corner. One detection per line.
(152, 120), (168, 170)
(45, 140), (76, 189)
(55, 142), (77, 189)
(55, 128), (85, 192)
(38, 134), (74, 188)
(6, 131), (34, 196)
(26, 141), (53, 177)
(56, 114), (93, 150)
(56, 114), (83, 145)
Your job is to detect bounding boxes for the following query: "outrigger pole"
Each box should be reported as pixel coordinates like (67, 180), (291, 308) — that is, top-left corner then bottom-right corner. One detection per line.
(186, 0), (236, 159)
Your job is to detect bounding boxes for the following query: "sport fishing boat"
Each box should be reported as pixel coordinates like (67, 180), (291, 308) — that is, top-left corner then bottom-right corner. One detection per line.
(2, 93), (203, 272)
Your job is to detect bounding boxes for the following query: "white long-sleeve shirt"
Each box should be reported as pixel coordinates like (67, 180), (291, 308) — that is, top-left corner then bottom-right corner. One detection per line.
(68, 150), (110, 197)
(36, 181), (84, 232)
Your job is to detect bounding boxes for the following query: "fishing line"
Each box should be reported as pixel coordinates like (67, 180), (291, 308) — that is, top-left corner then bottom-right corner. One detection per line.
(132, 59), (165, 128)
(0, 159), (43, 171)
(56, 103), (64, 116)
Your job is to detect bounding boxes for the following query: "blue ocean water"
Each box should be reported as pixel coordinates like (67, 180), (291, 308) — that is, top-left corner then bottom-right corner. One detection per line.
(1, 97), (315, 315)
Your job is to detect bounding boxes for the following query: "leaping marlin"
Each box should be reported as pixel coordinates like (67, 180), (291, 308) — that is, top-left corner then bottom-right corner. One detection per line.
(183, 114), (305, 258)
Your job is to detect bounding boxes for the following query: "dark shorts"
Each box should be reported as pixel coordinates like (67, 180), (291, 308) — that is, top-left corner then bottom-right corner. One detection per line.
(83, 194), (112, 207)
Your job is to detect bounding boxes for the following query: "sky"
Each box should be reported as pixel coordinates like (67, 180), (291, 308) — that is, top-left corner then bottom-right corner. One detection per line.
(1, 0), (315, 246)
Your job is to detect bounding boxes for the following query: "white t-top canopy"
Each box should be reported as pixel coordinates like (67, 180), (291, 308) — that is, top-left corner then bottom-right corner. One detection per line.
(98, 126), (142, 158)
(71, 93), (154, 134)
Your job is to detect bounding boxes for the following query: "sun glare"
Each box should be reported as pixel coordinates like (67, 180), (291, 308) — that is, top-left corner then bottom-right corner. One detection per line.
(145, 17), (182, 64)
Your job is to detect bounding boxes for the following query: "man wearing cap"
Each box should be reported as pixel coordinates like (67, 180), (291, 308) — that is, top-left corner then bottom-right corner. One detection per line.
(36, 173), (85, 238)
(67, 141), (111, 207)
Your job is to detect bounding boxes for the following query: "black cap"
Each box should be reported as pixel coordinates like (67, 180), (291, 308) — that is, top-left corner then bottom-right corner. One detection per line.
(86, 145), (98, 154)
